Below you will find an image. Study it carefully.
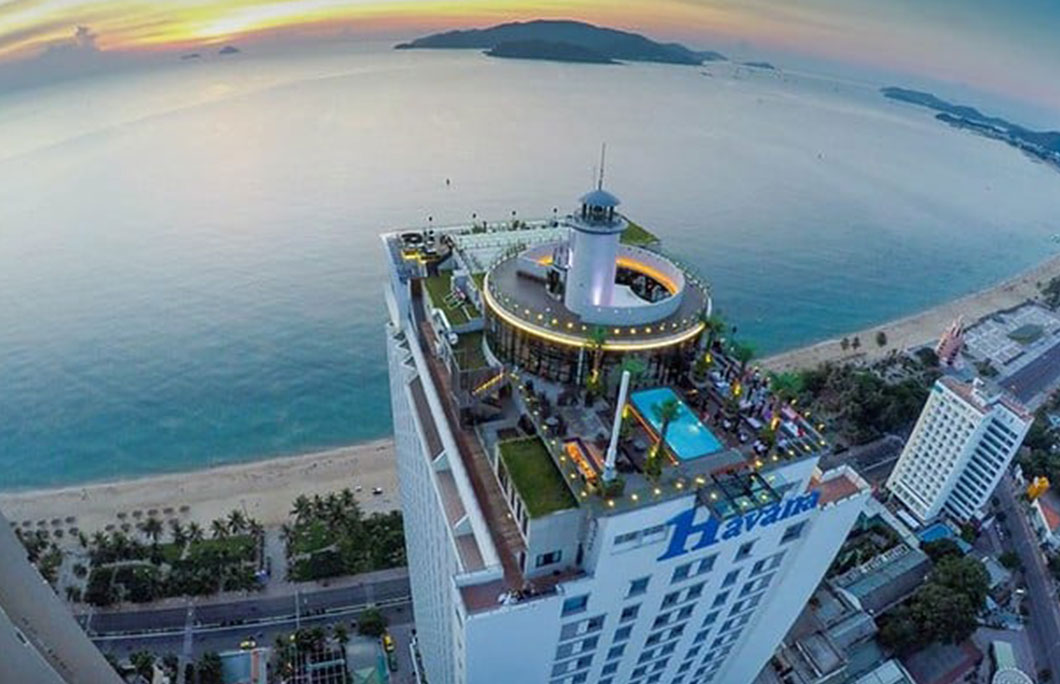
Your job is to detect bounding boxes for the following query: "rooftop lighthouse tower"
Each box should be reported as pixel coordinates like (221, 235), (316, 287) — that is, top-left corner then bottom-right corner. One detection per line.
(563, 184), (627, 318)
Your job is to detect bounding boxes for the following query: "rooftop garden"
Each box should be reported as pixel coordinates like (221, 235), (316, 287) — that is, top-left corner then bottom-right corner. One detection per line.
(452, 330), (488, 370)
(423, 272), (479, 326)
(620, 220), (659, 246)
(499, 437), (577, 517)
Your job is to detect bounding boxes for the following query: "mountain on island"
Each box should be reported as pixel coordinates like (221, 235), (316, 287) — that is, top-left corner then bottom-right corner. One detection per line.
(882, 86), (1060, 171)
(219, 45), (241, 55)
(396, 20), (719, 65)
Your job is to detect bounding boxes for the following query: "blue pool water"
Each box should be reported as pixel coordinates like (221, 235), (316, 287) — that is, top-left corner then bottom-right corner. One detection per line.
(629, 387), (724, 461)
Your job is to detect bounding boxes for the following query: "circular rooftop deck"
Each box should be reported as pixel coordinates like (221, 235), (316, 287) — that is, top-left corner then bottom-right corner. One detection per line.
(483, 247), (711, 351)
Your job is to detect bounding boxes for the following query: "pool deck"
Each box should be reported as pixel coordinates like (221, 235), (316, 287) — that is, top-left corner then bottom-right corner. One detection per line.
(629, 386), (724, 461)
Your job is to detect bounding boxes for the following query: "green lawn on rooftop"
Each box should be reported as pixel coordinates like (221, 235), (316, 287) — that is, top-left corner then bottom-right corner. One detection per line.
(423, 272), (479, 325)
(452, 330), (488, 370)
(499, 437), (576, 518)
(620, 220), (659, 246)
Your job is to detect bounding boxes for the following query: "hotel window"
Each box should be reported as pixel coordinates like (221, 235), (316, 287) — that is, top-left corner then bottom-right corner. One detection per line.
(671, 562), (692, 583)
(602, 662), (618, 676)
(735, 540), (755, 561)
(608, 644), (626, 660)
(537, 550), (563, 567)
(677, 605), (694, 621)
(781, 522), (805, 544)
(621, 604), (641, 623)
(562, 595), (589, 617)
(686, 582), (705, 600)
(629, 576), (651, 597)
(721, 570), (739, 588)
(697, 554), (718, 575)
(614, 626), (632, 643)
(702, 610), (720, 626)
(661, 591), (679, 609)
(711, 591), (730, 608)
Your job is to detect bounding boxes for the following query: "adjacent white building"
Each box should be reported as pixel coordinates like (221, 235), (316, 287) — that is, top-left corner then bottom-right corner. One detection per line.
(887, 376), (1032, 524)
(0, 509), (122, 683)
(382, 186), (870, 684)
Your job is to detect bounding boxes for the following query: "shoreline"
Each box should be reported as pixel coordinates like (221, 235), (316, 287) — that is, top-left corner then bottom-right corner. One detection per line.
(761, 251), (1060, 372)
(6, 249), (1060, 539)
(0, 440), (399, 542)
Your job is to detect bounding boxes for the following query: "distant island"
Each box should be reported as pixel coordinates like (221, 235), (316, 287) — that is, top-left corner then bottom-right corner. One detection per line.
(486, 40), (616, 64)
(882, 87), (1060, 172)
(741, 61), (776, 70)
(219, 45), (241, 55)
(396, 19), (723, 66)
(180, 53), (201, 61)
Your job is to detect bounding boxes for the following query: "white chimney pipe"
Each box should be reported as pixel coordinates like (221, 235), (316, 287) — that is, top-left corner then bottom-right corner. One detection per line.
(604, 370), (631, 482)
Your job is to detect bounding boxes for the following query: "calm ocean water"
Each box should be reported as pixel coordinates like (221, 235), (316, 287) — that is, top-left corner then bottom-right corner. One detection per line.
(2, 45), (1059, 490)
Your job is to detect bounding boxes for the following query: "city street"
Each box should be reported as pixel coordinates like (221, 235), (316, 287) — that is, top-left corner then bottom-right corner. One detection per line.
(82, 569), (413, 672)
(998, 476), (1060, 677)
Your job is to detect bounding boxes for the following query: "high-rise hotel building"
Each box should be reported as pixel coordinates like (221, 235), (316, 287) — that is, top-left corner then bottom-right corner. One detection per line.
(886, 376), (1032, 524)
(382, 186), (869, 684)
(0, 509), (122, 683)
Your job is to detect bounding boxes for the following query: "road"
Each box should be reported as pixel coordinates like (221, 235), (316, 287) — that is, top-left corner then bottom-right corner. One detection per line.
(80, 572), (410, 635)
(82, 570), (413, 670)
(998, 476), (1060, 677)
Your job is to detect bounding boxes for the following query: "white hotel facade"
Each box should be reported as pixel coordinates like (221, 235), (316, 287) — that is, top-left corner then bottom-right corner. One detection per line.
(886, 376), (1032, 524)
(382, 187), (869, 684)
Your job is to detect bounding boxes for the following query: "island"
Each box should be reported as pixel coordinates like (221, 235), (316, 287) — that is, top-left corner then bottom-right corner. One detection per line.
(396, 19), (716, 66)
(882, 86), (1060, 172)
(218, 45), (241, 55)
(486, 40), (616, 64)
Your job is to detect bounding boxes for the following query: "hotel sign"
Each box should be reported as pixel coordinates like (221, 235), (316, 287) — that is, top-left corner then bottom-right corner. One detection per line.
(658, 490), (820, 561)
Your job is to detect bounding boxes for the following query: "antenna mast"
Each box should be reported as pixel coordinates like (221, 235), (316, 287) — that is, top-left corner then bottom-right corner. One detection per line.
(598, 143), (607, 190)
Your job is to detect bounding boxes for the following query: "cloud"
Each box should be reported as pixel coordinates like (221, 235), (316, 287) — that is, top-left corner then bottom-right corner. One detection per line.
(0, 25), (123, 92)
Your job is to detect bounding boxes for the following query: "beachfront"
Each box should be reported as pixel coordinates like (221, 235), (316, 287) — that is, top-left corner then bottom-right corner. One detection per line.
(0, 440), (399, 544)
(4, 249), (1060, 541)
(761, 252), (1060, 372)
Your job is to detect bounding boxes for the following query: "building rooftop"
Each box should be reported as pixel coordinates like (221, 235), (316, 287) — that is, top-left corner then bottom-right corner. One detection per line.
(483, 246), (710, 348)
(498, 436), (577, 518)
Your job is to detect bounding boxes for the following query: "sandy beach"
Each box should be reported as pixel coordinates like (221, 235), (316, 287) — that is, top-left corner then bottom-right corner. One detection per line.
(0, 440), (399, 543)
(5, 251), (1060, 543)
(761, 252), (1060, 372)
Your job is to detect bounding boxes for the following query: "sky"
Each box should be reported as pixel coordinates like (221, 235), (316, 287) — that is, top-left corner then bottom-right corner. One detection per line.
(1, 0), (1058, 123)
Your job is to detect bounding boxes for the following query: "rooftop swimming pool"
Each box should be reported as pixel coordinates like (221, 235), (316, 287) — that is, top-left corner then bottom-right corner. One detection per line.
(629, 387), (724, 461)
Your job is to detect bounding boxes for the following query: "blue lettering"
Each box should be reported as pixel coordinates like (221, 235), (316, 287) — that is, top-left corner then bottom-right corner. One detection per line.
(657, 508), (720, 561)
(657, 490), (822, 562)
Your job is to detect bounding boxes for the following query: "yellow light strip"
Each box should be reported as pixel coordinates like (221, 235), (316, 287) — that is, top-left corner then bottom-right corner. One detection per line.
(482, 275), (705, 351)
(616, 256), (679, 294)
(535, 254), (678, 294)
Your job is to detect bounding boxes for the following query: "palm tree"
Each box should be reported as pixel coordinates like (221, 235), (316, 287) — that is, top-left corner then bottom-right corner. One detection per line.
(291, 494), (311, 522)
(187, 521), (204, 544)
(333, 624), (350, 646)
(140, 517), (163, 544)
(767, 372), (804, 430)
(211, 519), (229, 540)
(653, 398), (682, 454)
(339, 487), (356, 511)
(730, 341), (756, 378)
(168, 520), (187, 546)
(620, 356), (647, 391)
(700, 312), (726, 351)
(588, 326), (608, 380)
(227, 509), (247, 535)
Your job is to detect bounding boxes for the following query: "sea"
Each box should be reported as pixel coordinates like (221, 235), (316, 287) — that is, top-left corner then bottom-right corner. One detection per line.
(2, 43), (1059, 490)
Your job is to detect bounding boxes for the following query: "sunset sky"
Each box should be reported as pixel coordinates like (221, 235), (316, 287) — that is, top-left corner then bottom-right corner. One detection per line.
(2, 0), (1058, 119)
